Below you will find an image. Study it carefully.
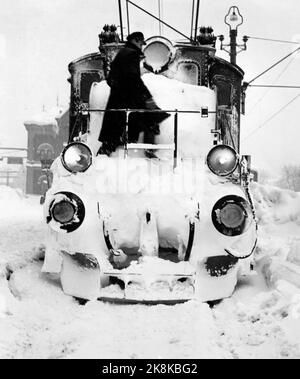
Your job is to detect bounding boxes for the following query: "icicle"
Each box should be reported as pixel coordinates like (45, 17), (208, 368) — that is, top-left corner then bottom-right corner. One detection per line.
(177, 234), (186, 261)
(138, 211), (159, 256)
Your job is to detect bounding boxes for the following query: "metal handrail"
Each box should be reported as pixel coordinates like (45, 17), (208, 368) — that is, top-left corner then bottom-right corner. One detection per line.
(80, 107), (214, 169)
(86, 108), (215, 114)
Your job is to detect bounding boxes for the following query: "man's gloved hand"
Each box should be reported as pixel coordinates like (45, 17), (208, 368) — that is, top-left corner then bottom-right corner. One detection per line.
(149, 123), (160, 135)
(145, 97), (158, 110)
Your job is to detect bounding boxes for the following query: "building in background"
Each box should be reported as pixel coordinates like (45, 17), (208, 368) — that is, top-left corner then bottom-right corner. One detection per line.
(24, 107), (69, 195)
(0, 149), (27, 191)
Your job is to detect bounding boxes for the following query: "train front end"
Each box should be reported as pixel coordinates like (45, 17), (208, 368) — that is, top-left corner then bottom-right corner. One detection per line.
(42, 34), (257, 303)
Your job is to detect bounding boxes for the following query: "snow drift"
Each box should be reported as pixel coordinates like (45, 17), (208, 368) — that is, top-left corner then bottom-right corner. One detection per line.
(0, 171), (300, 358)
(251, 182), (300, 290)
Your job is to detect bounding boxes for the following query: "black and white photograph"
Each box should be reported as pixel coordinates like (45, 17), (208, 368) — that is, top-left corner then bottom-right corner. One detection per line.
(0, 0), (300, 360)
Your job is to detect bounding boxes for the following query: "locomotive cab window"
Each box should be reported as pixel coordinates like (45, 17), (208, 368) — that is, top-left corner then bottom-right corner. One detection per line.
(80, 72), (101, 103)
(213, 76), (233, 107)
(176, 62), (200, 85)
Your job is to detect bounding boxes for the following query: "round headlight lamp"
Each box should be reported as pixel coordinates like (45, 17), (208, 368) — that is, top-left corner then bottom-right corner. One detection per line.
(212, 195), (252, 237)
(61, 142), (92, 174)
(207, 145), (238, 176)
(143, 36), (174, 74)
(47, 192), (85, 233)
(52, 200), (76, 224)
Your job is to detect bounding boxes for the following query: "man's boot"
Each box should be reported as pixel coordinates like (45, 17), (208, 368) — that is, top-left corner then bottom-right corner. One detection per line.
(97, 141), (118, 156)
(144, 126), (158, 159)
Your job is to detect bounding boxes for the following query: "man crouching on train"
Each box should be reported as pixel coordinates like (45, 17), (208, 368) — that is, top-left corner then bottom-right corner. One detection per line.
(98, 31), (170, 157)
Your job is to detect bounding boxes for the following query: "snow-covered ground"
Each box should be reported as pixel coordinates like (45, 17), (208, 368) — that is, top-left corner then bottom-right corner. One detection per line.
(0, 183), (300, 359)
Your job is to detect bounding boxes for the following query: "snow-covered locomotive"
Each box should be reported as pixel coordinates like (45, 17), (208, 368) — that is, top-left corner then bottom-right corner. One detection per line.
(42, 12), (257, 303)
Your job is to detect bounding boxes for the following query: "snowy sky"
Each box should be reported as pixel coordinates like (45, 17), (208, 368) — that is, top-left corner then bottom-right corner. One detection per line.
(0, 0), (300, 173)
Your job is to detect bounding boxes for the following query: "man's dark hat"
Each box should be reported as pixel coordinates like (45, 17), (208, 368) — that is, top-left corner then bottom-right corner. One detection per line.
(127, 31), (146, 45)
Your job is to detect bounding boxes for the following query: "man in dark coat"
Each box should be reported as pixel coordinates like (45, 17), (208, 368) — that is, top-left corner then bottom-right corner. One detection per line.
(98, 32), (170, 156)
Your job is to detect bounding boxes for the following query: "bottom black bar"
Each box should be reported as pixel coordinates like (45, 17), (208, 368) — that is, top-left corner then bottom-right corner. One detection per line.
(1, 359), (210, 376)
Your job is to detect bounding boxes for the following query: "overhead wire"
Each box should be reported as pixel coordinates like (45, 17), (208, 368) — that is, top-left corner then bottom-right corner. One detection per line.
(246, 35), (300, 45)
(247, 55), (297, 114)
(243, 38), (300, 138)
(249, 85), (300, 89)
(246, 46), (300, 85)
(243, 93), (300, 141)
(190, 0), (195, 40)
(127, 0), (192, 41)
(161, 0), (164, 34)
(158, 0), (162, 35)
(194, 0), (200, 41)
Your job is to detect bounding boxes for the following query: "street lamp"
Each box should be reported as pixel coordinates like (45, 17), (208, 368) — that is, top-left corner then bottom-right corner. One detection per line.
(219, 6), (248, 65)
(225, 6), (243, 30)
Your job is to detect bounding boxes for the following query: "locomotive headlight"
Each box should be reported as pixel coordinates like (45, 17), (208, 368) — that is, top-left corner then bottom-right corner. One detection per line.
(212, 195), (252, 237)
(52, 200), (75, 224)
(47, 192), (85, 233)
(61, 142), (92, 174)
(207, 145), (238, 176)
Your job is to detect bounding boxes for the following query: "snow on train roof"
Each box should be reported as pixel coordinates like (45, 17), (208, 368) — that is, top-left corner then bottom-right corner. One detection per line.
(142, 72), (214, 106)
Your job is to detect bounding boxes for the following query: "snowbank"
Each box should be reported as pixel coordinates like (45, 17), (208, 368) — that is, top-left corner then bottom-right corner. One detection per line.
(251, 182), (300, 226)
(214, 287), (300, 358)
(0, 187), (45, 320)
(0, 185), (25, 204)
(0, 186), (36, 220)
(251, 183), (300, 294)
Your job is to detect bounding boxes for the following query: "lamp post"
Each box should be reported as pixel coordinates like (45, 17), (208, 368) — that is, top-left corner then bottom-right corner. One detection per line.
(219, 6), (247, 65)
